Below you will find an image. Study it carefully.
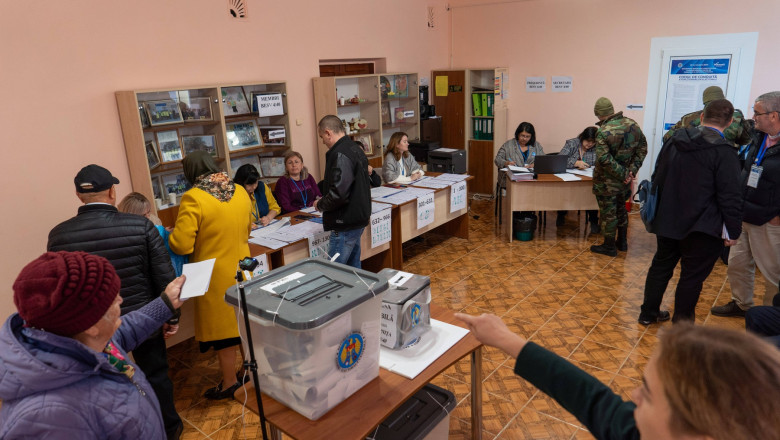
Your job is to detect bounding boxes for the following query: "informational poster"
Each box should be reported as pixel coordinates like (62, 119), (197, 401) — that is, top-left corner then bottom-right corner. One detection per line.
(256, 93), (284, 117)
(525, 76), (546, 92)
(416, 193), (435, 229)
(663, 57), (730, 130)
(435, 76), (448, 96)
(449, 181), (467, 213)
(370, 207), (392, 248)
(308, 230), (331, 259)
(250, 253), (269, 278)
(551, 76), (573, 92)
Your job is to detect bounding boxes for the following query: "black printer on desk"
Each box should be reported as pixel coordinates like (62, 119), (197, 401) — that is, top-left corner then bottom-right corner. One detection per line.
(428, 148), (466, 174)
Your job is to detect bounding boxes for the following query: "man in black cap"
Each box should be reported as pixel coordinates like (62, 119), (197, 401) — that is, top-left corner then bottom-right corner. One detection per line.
(47, 164), (183, 440)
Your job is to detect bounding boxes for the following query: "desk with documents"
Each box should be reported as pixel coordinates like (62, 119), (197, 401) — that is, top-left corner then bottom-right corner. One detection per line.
(235, 304), (484, 440)
(502, 171), (598, 242)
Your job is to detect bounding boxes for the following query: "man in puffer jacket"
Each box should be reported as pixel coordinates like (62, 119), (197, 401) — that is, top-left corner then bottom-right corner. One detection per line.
(47, 164), (182, 439)
(0, 251), (185, 439)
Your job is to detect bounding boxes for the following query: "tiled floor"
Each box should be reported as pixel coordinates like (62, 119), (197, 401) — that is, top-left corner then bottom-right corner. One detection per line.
(167, 200), (757, 439)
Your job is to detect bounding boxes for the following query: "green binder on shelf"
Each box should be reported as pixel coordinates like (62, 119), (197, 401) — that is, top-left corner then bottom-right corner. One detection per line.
(472, 93), (482, 116)
(481, 94), (488, 118)
(486, 94), (494, 117)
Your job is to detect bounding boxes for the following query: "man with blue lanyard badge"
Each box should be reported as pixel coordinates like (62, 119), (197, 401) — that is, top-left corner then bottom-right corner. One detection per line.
(712, 91), (780, 317)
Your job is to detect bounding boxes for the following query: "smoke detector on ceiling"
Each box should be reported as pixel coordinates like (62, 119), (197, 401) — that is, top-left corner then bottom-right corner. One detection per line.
(228, 0), (248, 19)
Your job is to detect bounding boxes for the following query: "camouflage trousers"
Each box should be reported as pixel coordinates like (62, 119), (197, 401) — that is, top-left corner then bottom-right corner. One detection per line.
(595, 192), (629, 240)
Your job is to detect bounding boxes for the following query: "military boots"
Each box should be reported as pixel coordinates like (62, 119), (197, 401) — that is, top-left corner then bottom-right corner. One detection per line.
(616, 226), (628, 251)
(591, 237), (617, 257)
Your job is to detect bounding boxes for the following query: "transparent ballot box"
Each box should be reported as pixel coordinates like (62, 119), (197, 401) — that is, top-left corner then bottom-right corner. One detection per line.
(225, 258), (388, 420)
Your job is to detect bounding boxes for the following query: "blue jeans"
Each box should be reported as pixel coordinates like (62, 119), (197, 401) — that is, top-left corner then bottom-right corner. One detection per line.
(329, 228), (364, 268)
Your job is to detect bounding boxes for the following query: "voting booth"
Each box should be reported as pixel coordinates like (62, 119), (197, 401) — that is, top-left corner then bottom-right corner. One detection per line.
(225, 258), (389, 420)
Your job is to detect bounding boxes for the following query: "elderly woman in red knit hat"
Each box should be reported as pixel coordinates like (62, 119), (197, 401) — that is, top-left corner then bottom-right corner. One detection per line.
(0, 251), (185, 439)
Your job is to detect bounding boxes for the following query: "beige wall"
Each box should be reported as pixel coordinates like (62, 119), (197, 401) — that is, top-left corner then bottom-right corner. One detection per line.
(2, 0), (778, 321)
(449, 0), (779, 151)
(0, 0), (450, 320)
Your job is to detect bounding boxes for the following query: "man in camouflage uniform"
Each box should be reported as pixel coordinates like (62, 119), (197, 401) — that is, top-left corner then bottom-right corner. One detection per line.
(591, 97), (647, 256)
(663, 86), (752, 148)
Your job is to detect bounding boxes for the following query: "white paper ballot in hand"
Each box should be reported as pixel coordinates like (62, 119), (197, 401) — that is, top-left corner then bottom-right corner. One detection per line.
(180, 258), (216, 299)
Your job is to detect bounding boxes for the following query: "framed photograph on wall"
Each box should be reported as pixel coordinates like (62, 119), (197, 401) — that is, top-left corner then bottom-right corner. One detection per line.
(156, 130), (183, 162)
(181, 135), (217, 157)
(258, 125), (286, 145)
(161, 173), (190, 196)
(380, 102), (391, 123)
(226, 120), (262, 151)
(260, 157), (285, 177)
(230, 155), (263, 176)
(354, 134), (373, 156)
(145, 140), (160, 169)
(144, 100), (183, 126)
(394, 75), (408, 98)
(221, 87), (250, 116)
(151, 176), (164, 201)
(179, 96), (213, 121)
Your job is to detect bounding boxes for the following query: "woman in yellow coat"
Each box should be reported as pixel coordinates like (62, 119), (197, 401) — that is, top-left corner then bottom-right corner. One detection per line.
(169, 151), (252, 400)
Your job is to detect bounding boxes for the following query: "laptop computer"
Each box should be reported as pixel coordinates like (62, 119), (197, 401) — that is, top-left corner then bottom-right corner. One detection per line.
(534, 154), (568, 175)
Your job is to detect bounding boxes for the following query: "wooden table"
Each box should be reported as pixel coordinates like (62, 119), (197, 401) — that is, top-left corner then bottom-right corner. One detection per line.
(501, 173), (598, 242)
(382, 175), (473, 269)
(235, 305), (483, 440)
(246, 210), (392, 272)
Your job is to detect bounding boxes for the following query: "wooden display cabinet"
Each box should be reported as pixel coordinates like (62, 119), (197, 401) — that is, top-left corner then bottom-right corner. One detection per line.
(432, 68), (508, 195)
(116, 81), (293, 225)
(312, 73), (420, 178)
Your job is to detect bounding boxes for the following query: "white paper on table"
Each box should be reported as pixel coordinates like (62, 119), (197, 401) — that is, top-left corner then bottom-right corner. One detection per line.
(299, 206), (322, 216)
(555, 173), (581, 181)
(248, 236), (287, 249)
(433, 147), (458, 153)
(416, 193), (435, 229)
(180, 258), (216, 299)
(508, 165), (530, 173)
(434, 173), (469, 182)
(372, 201), (392, 214)
(250, 217), (291, 238)
(371, 186), (403, 199)
(411, 178), (451, 189)
(567, 168), (594, 177)
(379, 319), (469, 379)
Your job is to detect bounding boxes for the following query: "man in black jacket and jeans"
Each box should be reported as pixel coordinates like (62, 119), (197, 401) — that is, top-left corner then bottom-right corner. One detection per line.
(315, 115), (371, 268)
(47, 164), (183, 440)
(638, 99), (743, 325)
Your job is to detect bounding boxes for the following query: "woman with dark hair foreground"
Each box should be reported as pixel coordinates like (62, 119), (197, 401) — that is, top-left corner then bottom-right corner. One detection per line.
(456, 312), (780, 440)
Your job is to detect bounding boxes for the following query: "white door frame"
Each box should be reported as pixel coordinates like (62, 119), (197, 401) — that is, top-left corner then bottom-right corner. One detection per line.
(639, 32), (758, 182)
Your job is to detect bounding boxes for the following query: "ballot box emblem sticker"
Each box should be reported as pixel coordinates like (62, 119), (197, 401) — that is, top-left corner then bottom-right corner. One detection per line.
(337, 332), (365, 370)
(409, 304), (422, 327)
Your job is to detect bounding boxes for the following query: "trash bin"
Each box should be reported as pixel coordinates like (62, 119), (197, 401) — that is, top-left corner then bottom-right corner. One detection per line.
(513, 213), (536, 241)
(225, 258), (389, 420)
(368, 384), (456, 440)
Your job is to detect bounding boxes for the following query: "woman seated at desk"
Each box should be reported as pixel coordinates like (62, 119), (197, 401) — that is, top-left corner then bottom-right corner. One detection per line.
(274, 151), (321, 213)
(382, 131), (424, 184)
(495, 122), (544, 191)
(556, 126), (599, 231)
(233, 164), (280, 227)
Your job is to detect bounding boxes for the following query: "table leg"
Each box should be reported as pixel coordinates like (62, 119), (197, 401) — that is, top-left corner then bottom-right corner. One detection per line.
(269, 424), (282, 440)
(471, 347), (483, 440)
(503, 182), (513, 242)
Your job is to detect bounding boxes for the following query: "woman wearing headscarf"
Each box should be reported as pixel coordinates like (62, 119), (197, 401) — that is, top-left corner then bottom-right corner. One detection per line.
(169, 151), (253, 400)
